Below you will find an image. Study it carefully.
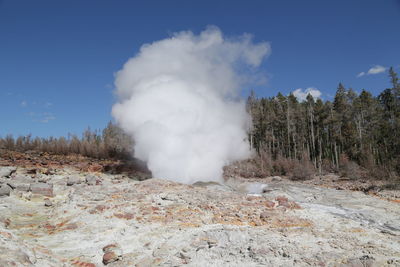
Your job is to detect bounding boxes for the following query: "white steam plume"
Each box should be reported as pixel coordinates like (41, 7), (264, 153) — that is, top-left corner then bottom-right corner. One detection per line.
(112, 26), (270, 184)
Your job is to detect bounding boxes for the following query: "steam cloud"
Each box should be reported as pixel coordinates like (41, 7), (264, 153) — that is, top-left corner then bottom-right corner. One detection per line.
(112, 26), (270, 184)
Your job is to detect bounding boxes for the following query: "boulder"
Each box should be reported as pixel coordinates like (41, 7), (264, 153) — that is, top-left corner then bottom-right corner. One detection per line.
(30, 183), (53, 197)
(0, 167), (17, 178)
(0, 184), (12, 197)
(15, 184), (31, 192)
(6, 174), (33, 191)
(67, 176), (82, 186)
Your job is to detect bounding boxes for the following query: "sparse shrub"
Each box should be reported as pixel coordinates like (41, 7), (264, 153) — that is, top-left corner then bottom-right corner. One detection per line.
(321, 158), (337, 174)
(271, 155), (295, 176)
(223, 158), (270, 179)
(339, 154), (362, 180)
(2, 134), (15, 150)
(0, 122), (133, 160)
(257, 149), (272, 176)
(289, 159), (315, 181)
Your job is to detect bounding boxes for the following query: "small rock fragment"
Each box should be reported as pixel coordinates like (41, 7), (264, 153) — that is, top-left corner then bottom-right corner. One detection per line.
(102, 243), (122, 265)
(103, 244), (118, 252)
(260, 211), (271, 220)
(37, 174), (51, 183)
(39, 168), (54, 175)
(207, 239), (218, 248)
(271, 176), (282, 182)
(264, 200), (276, 208)
(19, 191), (32, 201)
(178, 251), (191, 263)
(44, 199), (53, 207)
(26, 168), (38, 175)
(276, 196), (289, 205)
(88, 163), (103, 172)
(102, 251), (118, 265)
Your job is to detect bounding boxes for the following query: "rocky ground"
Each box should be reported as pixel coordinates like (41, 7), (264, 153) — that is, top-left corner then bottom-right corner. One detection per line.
(0, 151), (400, 266)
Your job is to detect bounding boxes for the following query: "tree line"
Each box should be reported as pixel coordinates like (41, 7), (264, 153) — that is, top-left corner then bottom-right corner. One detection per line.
(247, 67), (400, 179)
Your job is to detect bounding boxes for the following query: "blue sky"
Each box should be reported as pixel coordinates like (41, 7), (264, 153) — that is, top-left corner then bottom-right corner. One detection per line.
(1, 0), (399, 137)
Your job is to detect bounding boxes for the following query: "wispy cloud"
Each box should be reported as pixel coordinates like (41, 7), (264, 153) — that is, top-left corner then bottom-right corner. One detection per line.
(40, 114), (56, 123)
(20, 100), (27, 107)
(28, 112), (56, 123)
(292, 87), (322, 102)
(357, 72), (366, 78)
(357, 65), (387, 77)
(39, 112), (55, 123)
(44, 102), (53, 108)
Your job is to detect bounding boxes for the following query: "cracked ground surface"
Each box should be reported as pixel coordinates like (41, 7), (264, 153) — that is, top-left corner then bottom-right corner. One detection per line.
(0, 159), (399, 266)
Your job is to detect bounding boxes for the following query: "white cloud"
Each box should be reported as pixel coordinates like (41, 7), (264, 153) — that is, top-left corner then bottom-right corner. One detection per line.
(367, 65), (386, 75)
(357, 65), (387, 78)
(20, 100), (27, 107)
(357, 72), (365, 77)
(292, 87), (322, 102)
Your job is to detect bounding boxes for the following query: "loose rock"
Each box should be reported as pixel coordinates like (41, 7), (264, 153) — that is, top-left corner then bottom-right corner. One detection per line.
(37, 174), (51, 183)
(67, 176), (81, 186)
(30, 183), (53, 197)
(102, 244), (122, 265)
(85, 175), (97, 185)
(260, 211), (271, 220)
(44, 199), (52, 207)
